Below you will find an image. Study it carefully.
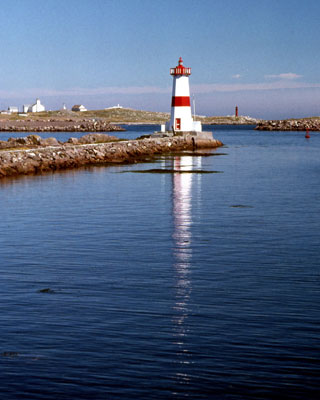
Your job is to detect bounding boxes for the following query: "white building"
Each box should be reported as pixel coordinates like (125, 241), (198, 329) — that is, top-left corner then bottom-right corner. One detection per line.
(72, 104), (87, 112)
(23, 99), (46, 113)
(30, 99), (45, 113)
(8, 106), (19, 113)
(165, 57), (201, 133)
(105, 104), (123, 110)
(23, 104), (31, 113)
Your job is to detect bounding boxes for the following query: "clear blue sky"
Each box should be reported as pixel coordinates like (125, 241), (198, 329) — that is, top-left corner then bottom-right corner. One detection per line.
(1, 0), (319, 118)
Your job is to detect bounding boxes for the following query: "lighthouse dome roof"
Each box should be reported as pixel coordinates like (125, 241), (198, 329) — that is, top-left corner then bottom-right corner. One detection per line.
(170, 57), (191, 76)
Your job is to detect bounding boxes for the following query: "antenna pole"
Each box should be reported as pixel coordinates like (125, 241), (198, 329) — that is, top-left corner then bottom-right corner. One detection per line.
(193, 94), (196, 119)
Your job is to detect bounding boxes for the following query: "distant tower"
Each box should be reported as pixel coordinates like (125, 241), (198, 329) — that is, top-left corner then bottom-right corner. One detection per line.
(235, 106), (238, 117)
(165, 57), (201, 132)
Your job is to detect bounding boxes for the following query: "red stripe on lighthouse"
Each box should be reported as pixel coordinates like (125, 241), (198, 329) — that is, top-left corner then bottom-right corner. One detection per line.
(171, 96), (190, 107)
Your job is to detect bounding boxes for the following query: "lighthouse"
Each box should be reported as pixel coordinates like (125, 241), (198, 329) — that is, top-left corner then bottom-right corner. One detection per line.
(165, 57), (201, 133)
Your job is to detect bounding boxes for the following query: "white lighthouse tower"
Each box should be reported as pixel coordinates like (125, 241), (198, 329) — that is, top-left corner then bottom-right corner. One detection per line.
(165, 57), (201, 133)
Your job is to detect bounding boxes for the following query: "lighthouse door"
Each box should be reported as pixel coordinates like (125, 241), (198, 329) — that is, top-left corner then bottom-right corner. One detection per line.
(175, 118), (181, 130)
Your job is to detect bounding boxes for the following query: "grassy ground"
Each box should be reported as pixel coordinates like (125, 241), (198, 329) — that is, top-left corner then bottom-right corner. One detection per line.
(0, 108), (170, 124)
(0, 108), (260, 124)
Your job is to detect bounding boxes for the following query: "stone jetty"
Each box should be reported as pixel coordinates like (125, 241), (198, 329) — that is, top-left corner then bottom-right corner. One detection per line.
(255, 118), (320, 131)
(0, 134), (223, 179)
(0, 133), (119, 150)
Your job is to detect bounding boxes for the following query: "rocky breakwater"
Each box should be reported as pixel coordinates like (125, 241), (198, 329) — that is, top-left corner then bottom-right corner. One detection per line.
(0, 134), (223, 179)
(255, 117), (320, 131)
(0, 118), (125, 132)
(203, 115), (260, 125)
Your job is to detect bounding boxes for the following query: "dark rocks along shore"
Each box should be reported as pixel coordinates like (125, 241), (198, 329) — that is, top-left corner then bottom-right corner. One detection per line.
(255, 118), (320, 131)
(0, 119), (125, 132)
(0, 133), (119, 150)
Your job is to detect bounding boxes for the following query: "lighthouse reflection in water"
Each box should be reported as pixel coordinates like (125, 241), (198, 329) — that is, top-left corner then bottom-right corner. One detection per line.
(170, 155), (202, 369)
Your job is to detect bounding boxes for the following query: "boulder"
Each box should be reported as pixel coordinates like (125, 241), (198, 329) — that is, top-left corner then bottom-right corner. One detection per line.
(0, 140), (9, 149)
(26, 135), (41, 145)
(39, 137), (61, 146)
(66, 137), (79, 145)
(8, 137), (28, 145)
(77, 133), (119, 144)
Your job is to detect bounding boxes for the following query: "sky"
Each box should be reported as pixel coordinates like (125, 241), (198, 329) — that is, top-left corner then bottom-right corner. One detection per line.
(0, 0), (320, 119)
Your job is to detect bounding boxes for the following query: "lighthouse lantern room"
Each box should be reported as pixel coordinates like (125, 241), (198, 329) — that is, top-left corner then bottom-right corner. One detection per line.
(165, 57), (202, 133)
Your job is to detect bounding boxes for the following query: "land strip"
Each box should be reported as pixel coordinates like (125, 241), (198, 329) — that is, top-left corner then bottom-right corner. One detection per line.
(0, 134), (223, 179)
(255, 117), (320, 131)
(6, 107), (320, 133)
(0, 118), (125, 133)
(198, 115), (259, 125)
(0, 108), (260, 130)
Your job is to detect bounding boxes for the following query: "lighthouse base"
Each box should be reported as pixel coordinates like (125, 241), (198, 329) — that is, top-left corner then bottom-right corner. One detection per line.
(151, 130), (220, 148)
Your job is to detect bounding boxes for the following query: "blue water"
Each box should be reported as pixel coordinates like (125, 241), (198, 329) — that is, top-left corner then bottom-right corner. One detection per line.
(0, 126), (319, 399)
(0, 124), (159, 141)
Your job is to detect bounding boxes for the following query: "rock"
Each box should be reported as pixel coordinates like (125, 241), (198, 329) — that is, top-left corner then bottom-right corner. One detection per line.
(8, 137), (27, 145)
(39, 137), (61, 146)
(255, 118), (320, 131)
(66, 137), (79, 145)
(5, 135), (42, 148)
(77, 133), (119, 144)
(38, 288), (55, 294)
(27, 135), (41, 145)
(0, 140), (10, 149)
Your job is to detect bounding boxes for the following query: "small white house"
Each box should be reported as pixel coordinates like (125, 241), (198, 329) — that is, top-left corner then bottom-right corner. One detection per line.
(8, 106), (19, 113)
(72, 104), (87, 112)
(105, 104), (123, 110)
(30, 99), (45, 113)
(23, 99), (45, 113)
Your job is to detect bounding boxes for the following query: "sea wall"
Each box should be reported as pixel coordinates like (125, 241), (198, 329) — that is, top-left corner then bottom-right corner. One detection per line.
(0, 135), (223, 179)
(255, 118), (320, 131)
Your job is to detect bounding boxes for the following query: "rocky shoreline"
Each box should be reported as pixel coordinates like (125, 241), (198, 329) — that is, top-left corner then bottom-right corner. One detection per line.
(0, 133), (119, 150)
(255, 118), (320, 131)
(0, 134), (223, 179)
(0, 118), (125, 132)
(201, 115), (260, 125)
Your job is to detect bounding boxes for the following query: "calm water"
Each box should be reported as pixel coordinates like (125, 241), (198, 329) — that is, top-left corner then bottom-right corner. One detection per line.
(0, 126), (319, 399)
(0, 124), (159, 141)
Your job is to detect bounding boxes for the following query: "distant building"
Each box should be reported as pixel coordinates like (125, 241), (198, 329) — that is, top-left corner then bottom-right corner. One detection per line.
(23, 99), (46, 113)
(72, 104), (87, 112)
(8, 106), (19, 113)
(105, 104), (123, 110)
(30, 99), (45, 113)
